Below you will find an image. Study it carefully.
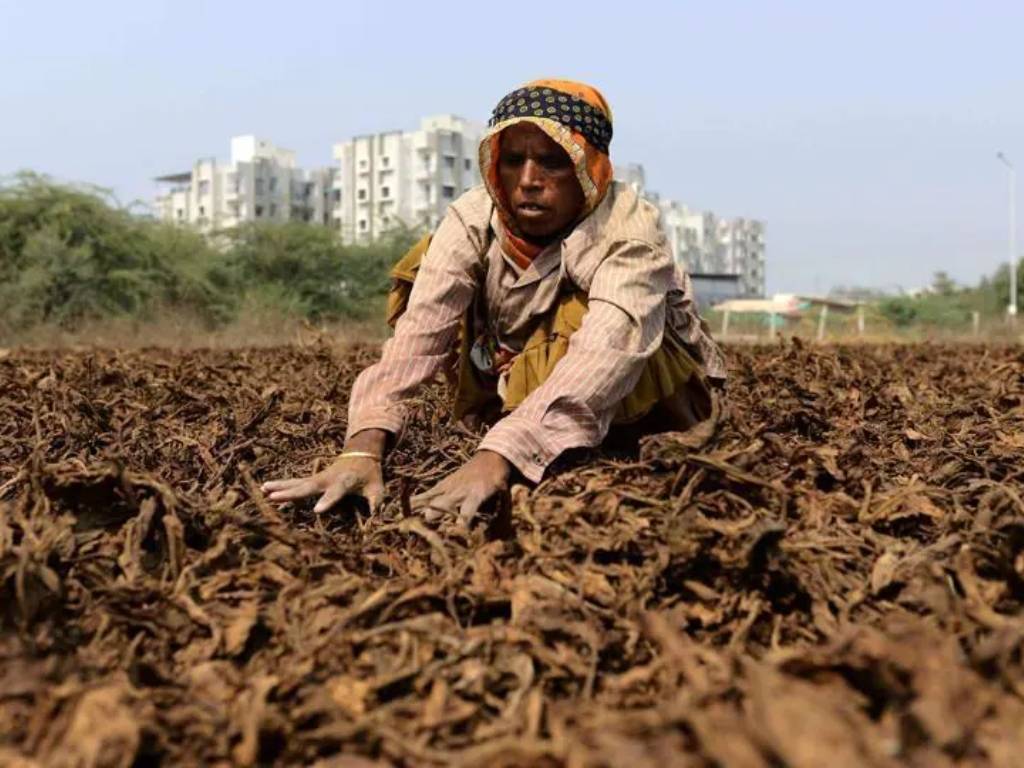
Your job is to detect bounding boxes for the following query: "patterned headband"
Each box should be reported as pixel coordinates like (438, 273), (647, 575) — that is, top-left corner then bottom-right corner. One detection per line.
(489, 86), (613, 155)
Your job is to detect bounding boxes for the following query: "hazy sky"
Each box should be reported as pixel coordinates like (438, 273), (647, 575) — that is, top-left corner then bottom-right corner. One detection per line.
(2, 0), (1021, 294)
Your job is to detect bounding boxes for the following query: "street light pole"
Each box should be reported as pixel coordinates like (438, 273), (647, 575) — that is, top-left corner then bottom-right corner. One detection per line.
(997, 152), (1017, 321)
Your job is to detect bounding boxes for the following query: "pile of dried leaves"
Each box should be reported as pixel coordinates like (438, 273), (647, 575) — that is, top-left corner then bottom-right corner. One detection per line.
(2, 341), (1024, 767)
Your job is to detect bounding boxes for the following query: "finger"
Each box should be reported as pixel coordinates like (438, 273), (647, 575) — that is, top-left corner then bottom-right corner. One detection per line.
(410, 484), (446, 507)
(261, 478), (304, 493)
(266, 479), (321, 502)
(364, 482), (386, 514)
(413, 490), (458, 516)
(411, 493), (455, 515)
(457, 493), (486, 528)
(313, 474), (360, 513)
(422, 506), (446, 523)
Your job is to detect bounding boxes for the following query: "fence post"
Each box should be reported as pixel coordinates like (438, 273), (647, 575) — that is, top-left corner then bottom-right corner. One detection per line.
(857, 305), (866, 336)
(769, 312), (778, 339)
(972, 311), (981, 338)
(816, 305), (829, 342)
(721, 309), (731, 339)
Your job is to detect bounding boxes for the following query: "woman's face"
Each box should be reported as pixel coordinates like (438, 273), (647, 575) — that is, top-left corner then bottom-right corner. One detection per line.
(498, 122), (585, 240)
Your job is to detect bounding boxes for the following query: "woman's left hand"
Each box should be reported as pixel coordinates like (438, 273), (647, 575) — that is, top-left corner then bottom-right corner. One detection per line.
(411, 450), (512, 526)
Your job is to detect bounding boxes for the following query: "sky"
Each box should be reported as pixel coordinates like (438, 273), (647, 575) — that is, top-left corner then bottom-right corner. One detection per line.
(1, 0), (1022, 295)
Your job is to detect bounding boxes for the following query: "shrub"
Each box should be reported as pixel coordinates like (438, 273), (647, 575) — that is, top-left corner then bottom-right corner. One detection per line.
(0, 173), (420, 335)
(0, 173), (229, 330)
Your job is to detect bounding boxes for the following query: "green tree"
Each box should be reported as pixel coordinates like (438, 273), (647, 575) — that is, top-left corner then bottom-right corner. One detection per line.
(222, 220), (418, 321)
(0, 172), (228, 330)
(983, 259), (1024, 313)
(931, 270), (957, 297)
(0, 172), (424, 335)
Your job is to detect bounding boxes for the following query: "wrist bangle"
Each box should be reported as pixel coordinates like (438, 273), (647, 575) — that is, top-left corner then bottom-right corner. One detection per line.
(339, 451), (382, 461)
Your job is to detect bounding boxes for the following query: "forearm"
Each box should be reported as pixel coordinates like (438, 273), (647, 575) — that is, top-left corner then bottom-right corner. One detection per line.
(479, 382), (624, 483)
(345, 347), (458, 441)
(345, 212), (480, 439)
(344, 428), (391, 458)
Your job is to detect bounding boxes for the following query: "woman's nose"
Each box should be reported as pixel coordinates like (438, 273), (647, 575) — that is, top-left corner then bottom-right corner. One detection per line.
(519, 158), (544, 188)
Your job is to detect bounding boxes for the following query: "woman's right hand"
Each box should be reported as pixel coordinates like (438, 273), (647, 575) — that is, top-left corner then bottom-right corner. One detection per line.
(261, 429), (389, 513)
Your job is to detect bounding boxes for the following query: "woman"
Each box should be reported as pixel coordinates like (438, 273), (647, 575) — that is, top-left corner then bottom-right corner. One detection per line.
(263, 79), (725, 524)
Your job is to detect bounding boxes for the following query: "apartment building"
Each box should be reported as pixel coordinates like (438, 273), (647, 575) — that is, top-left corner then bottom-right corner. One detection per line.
(613, 162), (647, 195)
(332, 115), (484, 243)
(154, 136), (337, 232)
(714, 217), (766, 298)
(152, 129), (764, 300)
(656, 198), (766, 301)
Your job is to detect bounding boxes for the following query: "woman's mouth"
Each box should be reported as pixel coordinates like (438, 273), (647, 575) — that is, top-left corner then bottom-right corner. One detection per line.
(516, 202), (549, 219)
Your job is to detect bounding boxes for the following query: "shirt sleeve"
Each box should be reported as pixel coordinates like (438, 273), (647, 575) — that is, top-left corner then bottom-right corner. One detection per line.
(345, 209), (481, 441)
(478, 239), (674, 482)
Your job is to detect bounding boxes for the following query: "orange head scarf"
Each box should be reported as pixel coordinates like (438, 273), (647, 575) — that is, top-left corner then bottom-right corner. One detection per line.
(479, 78), (614, 268)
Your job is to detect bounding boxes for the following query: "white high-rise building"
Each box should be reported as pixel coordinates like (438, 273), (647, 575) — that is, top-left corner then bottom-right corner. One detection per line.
(613, 162), (647, 195)
(656, 198), (765, 300)
(332, 115), (484, 243)
(154, 136), (337, 233)
(714, 218), (766, 298)
(609, 163), (765, 299)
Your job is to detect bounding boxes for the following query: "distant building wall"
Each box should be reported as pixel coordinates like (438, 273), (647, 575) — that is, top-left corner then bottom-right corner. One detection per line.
(613, 162), (647, 195)
(656, 198), (766, 300)
(690, 273), (744, 307)
(154, 135), (337, 232)
(332, 114), (484, 244)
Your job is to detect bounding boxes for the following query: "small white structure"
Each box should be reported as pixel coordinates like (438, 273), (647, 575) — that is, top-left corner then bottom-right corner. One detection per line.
(154, 136), (337, 233)
(331, 115), (484, 244)
(715, 295), (861, 341)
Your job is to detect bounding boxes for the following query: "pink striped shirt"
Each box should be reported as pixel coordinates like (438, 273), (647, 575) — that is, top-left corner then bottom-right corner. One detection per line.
(346, 182), (725, 482)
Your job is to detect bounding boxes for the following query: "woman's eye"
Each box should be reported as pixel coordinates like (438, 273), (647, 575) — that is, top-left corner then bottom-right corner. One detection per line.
(540, 155), (570, 171)
(501, 153), (525, 166)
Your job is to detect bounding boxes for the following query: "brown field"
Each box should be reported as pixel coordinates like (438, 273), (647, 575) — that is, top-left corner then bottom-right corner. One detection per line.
(2, 342), (1024, 767)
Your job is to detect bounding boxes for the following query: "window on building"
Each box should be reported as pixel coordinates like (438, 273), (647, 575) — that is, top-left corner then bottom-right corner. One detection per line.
(269, 177), (277, 193)
(176, 209), (184, 220)
(442, 185), (455, 199)
(255, 205), (264, 217)
(255, 178), (264, 195)
(444, 156), (455, 169)
(381, 186), (390, 198)
(464, 158), (471, 171)
(199, 206), (206, 216)
(270, 203), (277, 217)
(358, 189), (367, 201)
(381, 156), (389, 168)
(359, 219), (367, 231)
(198, 180), (210, 195)
(359, 159), (368, 169)
(332, 189), (341, 202)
